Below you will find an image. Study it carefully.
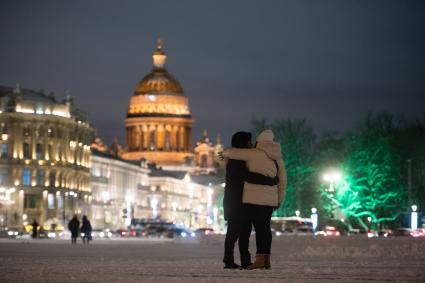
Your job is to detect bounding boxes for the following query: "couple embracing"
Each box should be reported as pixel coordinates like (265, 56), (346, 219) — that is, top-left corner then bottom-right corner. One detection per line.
(221, 129), (287, 270)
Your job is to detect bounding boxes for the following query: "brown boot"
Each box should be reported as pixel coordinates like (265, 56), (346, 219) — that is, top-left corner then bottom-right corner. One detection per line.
(264, 254), (271, 269)
(247, 254), (266, 270)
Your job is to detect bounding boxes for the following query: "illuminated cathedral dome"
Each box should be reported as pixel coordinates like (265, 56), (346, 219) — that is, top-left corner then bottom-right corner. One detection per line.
(122, 40), (194, 166)
(134, 40), (184, 96)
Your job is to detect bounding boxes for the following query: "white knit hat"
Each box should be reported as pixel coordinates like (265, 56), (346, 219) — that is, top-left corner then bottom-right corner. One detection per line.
(256, 129), (274, 142)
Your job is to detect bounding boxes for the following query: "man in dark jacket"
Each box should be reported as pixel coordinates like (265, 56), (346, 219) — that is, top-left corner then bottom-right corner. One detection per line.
(68, 215), (80, 244)
(223, 132), (254, 269)
(80, 215), (92, 244)
(31, 219), (39, 239)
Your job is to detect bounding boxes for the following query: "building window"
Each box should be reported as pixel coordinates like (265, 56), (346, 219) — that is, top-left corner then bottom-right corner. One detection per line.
(35, 143), (43, 160)
(47, 144), (53, 160)
(47, 128), (53, 138)
(36, 169), (44, 186)
(0, 170), (7, 186)
(48, 193), (54, 209)
(201, 154), (208, 168)
(0, 122), (7, 135)
(23, 143), (30, 159)
(57, 195), (63, 209)
(49, 171), (55, 188)
(22, 168), (31, 186)
(24, 194), (39, 209)
(1, 144), (7, 159)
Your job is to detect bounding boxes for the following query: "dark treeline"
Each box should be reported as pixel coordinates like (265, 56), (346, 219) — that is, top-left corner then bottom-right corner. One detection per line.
(252, 112), (425, 231)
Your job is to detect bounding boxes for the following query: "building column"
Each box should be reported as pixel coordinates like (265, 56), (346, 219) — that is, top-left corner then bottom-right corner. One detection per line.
(140, 127), (144, 150)
(156, 124), (165, 150)
(143, 125), (149, 151)
(170, 125), (177, 151)
(179, 127), (185, 152)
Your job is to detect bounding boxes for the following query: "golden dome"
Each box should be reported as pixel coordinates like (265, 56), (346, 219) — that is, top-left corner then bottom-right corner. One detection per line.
(134, 40), (184, 96)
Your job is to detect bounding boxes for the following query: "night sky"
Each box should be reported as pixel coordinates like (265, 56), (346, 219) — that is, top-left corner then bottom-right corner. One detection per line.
(1, 0), (424, 146)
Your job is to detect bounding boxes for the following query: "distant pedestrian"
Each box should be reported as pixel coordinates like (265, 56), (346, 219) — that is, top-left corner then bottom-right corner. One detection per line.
(31, 219), (39, 239)
(80, 215), (92, 244)
(68, 215), (80, 244)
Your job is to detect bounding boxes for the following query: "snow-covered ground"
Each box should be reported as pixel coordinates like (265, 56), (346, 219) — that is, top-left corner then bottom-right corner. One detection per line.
(0, 235), (424, 283)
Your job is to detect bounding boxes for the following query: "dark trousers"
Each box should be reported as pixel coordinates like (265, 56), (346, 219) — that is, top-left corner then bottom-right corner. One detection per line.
(245, 204), (273, 254)
(224, 216), (252, 266)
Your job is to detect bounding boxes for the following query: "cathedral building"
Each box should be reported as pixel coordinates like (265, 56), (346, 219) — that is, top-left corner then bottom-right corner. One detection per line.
(89, 41), (225, 230)
(121, 40), (194, 166)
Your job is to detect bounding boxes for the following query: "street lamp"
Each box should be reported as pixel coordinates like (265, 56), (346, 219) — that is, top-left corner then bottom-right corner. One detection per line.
(322, 170), (342, 218)
(322, 171), (342, 192)
(311, 208), (318, 232)
(411, 205), (418, 231)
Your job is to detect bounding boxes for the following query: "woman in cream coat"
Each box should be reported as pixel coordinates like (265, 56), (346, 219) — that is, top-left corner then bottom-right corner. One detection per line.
(223, 129), (287, 269)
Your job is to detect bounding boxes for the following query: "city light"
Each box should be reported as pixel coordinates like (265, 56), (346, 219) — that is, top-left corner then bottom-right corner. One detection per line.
(411, 205), (418, 231)
(311, 208), (318, 231)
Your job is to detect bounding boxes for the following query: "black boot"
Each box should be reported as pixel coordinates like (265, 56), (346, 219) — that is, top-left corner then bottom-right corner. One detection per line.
(240, 252), (252, 269)
(223, 255), (241, 269)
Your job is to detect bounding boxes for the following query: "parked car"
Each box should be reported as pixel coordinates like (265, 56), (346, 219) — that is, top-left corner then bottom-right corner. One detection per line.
(91, 229), (114, 239)
(194, 228), (214, 236)
(167, 227), (196, 238)
(410, 228), (425, 238)
(315, 226), (341, 237)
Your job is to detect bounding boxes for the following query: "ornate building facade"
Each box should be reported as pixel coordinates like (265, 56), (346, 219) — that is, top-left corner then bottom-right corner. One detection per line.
(0, 85), (94, 230)
(121, 41), (194, 166)
(90, 150), (150, 230)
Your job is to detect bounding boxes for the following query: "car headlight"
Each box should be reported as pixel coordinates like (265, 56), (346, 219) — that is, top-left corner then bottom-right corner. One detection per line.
(181, 232), (187, 237)
(107, 232), (112, 238)
(99, 232), (105, 238)
(190, 232), (196, 237)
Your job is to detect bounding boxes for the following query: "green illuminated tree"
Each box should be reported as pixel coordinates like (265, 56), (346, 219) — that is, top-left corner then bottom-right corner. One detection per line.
(337, 113), (406, 230)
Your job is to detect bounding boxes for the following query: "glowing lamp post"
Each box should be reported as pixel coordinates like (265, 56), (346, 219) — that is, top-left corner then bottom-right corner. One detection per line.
(311, 208), (318, 232)
(411, 205), (418, 231)
(322, 170), (342, 218)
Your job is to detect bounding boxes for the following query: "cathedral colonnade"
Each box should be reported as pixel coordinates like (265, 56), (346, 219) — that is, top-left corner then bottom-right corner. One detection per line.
(126, 122), (191, 152)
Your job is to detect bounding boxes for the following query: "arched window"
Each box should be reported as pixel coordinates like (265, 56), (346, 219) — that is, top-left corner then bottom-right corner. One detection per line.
(201, 154), (208, 168)
(23, 143), (30, 159)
